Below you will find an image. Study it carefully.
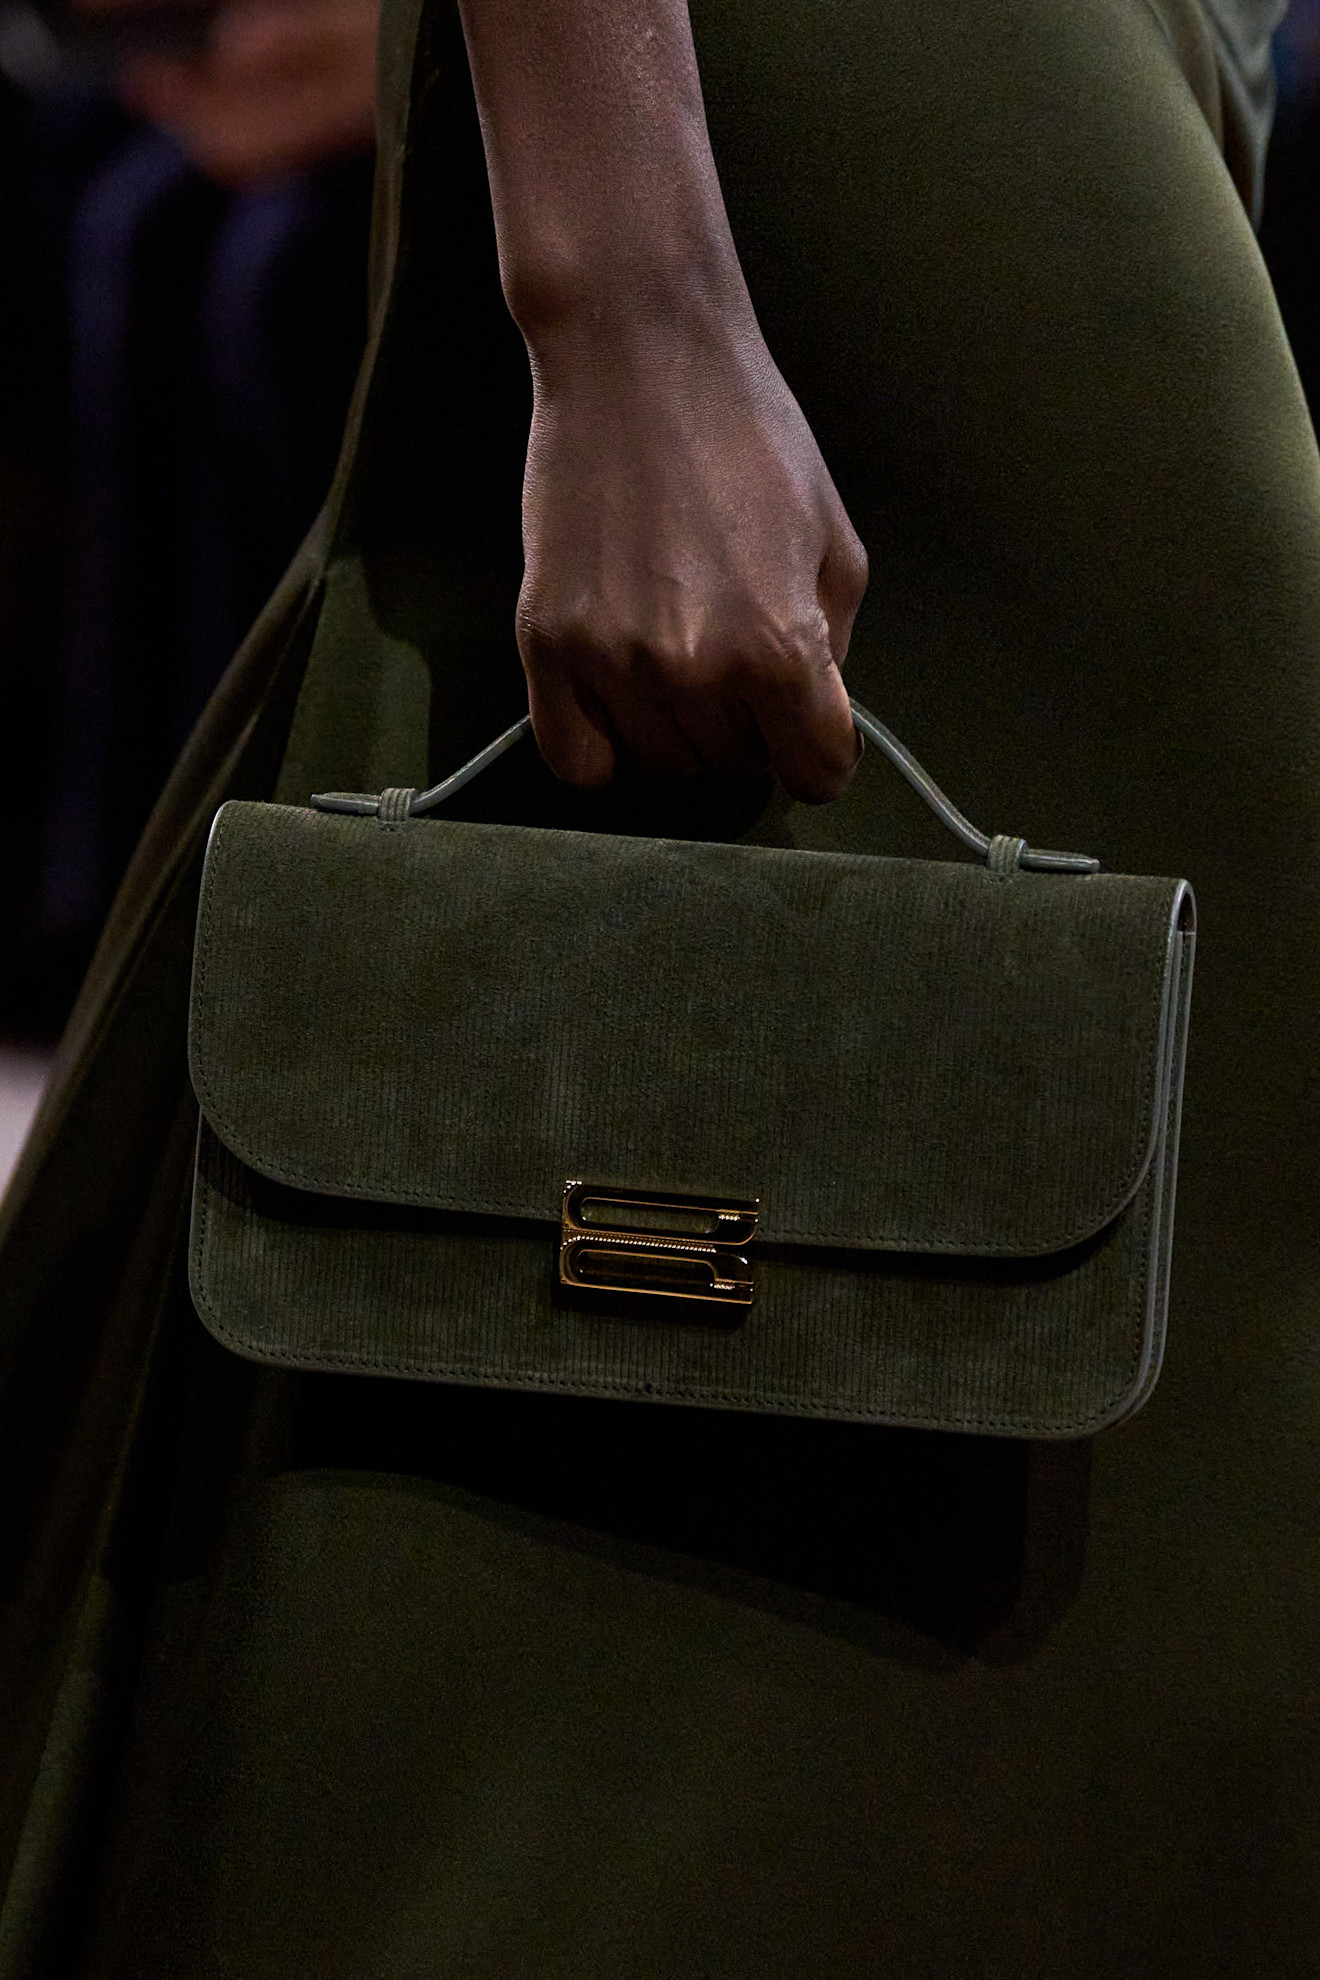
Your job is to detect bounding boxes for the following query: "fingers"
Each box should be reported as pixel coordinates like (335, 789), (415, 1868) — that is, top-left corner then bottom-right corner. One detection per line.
(607, 695), (702, 779)
(818, 516), (870, 664)
(523, 613), (702, 783)
(671, 694), (770, 780)
(530, 664), (703, 783)
(529, 640), (857, 799)
(525, 668), (617, 788)
(744, 646), (860, 804)
(522, 599), (859, 797)
(740, 509), (867, 802)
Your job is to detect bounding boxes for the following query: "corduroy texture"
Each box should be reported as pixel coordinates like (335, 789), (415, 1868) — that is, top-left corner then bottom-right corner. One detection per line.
(191, 807), (1185, 1251)
(187, 802), (1193, 1433)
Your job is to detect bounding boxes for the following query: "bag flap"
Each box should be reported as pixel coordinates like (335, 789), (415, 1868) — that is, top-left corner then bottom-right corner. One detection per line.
(190, 802), (1190, 1256)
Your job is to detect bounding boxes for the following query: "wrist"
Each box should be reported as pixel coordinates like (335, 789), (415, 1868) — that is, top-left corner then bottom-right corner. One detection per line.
(506, 243), (757, 372)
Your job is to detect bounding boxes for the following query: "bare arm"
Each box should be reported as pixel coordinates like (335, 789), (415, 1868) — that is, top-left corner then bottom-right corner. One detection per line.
(458, 0), (866, 801)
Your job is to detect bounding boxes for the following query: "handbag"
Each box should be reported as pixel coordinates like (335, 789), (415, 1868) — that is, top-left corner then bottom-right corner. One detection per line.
(187, 700), (1194, 1440)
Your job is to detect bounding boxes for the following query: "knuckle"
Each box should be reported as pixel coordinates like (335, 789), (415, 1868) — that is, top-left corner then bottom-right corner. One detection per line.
(781, 619), (835, 678)
(822, 526), (869, 618)
(517, 606), (582, 662)
(727, 627), (821, 694)
(517, 593), (623, 670)
(514, 608), (558, 665)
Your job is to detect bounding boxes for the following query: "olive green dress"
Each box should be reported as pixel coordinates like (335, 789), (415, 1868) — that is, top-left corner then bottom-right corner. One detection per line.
(2, 1), (1318, 1973)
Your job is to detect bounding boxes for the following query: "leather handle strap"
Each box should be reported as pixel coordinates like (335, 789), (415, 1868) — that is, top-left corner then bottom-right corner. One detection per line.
(845, 703), (1097, 874)
(310, 699), (1100, 875)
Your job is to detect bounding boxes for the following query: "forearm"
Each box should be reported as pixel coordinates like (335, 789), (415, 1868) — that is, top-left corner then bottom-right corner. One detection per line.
(456, 0), (866, 803)
(456, 0), (751, 337)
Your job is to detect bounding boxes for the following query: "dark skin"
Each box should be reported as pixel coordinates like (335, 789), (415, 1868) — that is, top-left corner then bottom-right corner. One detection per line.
(459, 0), (868, 801)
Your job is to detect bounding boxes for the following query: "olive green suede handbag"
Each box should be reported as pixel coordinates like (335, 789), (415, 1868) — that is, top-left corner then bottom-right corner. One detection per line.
(187, 702), (1194, 1440)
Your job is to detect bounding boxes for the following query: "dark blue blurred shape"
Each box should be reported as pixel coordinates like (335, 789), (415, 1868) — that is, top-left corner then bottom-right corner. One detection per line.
(0, 68), (371, 1034)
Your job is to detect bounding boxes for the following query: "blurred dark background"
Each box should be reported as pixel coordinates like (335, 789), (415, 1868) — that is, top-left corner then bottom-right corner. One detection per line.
(1262, 0), (1320, 402)
(0, 0), (377, 1042)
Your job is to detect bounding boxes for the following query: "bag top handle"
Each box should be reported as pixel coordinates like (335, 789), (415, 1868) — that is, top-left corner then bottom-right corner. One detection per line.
(309, 699), (1100, 876)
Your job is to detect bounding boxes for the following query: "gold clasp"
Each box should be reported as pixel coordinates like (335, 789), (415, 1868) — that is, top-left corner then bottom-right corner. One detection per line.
(560, 1182), (758, 1306)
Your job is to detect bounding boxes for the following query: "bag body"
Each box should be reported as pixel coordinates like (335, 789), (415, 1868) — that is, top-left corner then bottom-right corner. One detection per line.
(188, 790), (1193, 1438)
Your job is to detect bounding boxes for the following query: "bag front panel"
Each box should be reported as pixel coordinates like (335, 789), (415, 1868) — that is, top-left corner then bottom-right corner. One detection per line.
(188, 801), (1193, 1435)
(191, 1120), (1170, 1438)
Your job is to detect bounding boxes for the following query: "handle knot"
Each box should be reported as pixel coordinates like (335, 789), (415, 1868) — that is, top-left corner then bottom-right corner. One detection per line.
(377, 787), (417, 829)
(987, 833), (1027, 877)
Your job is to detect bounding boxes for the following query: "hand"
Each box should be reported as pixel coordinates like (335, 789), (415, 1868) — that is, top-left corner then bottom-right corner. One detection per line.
(518, 305), (868, 803)
(115, 0), (379, 188)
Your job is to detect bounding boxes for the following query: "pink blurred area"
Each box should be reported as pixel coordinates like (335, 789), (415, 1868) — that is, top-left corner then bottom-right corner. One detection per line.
(0, 1047), (48, 1196)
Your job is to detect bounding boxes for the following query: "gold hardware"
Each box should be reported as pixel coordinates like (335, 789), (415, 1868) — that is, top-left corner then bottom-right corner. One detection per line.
(560, 1182), (758, 1306)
